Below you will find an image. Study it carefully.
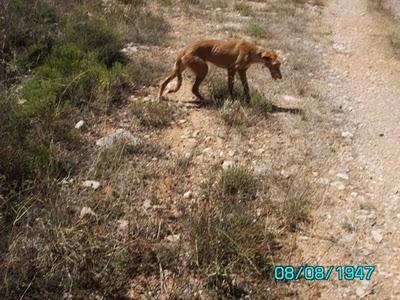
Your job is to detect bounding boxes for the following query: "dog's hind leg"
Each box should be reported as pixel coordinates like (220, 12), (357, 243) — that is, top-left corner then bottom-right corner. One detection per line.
(227, 68), (236, 98)
(184, 55), (208, 100)
(238, 69), (250, 102)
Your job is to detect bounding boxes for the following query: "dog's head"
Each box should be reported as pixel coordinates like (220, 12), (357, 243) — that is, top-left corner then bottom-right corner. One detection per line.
(260, 50), (282, 80)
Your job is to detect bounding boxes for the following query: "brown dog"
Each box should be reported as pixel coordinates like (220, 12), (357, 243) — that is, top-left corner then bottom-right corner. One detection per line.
(159, 39), (282, 102)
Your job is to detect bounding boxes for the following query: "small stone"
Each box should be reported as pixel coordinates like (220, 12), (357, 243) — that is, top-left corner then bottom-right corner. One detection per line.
(371, 230), (383, 243)
(337, 173), (349, 180)
(228, 150), (236, 157)
(166, 234), (181, 243)
(331, 181), (345, 190)
(281, 95), (299, 102)
(341, 131), (353, 138)
(143, 199), (152, 210)
(117, 219), (129, 234)
(317, 178), (330, 185)
(82, 180), (100, 190)
(96, 129), (141, 148)
(184, 191), (192, 199)
(222, 160), (235, 170)
(75, 120), (84, 129)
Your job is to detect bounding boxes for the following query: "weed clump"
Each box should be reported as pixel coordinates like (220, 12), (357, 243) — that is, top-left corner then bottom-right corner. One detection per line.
(250, 90), (273, 116)
(221, 100), (247, 126)
(131, 100), (174, 128)
(246, 23), (271, 39)
(220, 165), (257, 200)
(234, 3), (254, 16)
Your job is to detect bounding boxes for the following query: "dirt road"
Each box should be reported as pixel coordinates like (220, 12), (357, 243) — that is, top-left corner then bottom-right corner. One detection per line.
(299, 0), (400, 298)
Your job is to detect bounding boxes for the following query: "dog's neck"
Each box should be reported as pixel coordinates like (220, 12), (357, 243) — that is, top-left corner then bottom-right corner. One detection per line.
(251, 47), (269, 64)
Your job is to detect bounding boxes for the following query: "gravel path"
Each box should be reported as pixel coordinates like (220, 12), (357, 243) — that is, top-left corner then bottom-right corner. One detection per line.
(299, 0), (400, 298)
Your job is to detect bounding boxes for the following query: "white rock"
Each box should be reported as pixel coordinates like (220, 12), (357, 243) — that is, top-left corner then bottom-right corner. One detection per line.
(80, 207), (96, 218)
(222, 160), (235, 170)
(183, 191), (192, 199)
(75, 120), (84, 129)
(228, 150), (236, 157)
(143, 199), (152, 210)
(371, 230), (383, 243)
(96, 129), (141, 148)
(317, 178), (330, 185)
(61, 178), (74, 185)
(82, 180), (100, 190)
(117, 219), (129, 233)
(337, 173), (349, 180)
(331, 181), (346, 190)
(166, 234), (181, 243)
(341, 131), (353, 138)
(281, 95), (299, 102)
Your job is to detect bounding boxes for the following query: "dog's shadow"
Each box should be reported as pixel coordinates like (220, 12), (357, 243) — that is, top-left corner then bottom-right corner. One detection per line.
(270, 104), (303, 115)
(184, 99), (304, 116)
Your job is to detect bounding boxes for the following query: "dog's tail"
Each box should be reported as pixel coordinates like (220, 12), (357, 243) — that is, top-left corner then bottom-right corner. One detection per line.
(158, 53), (184, 99)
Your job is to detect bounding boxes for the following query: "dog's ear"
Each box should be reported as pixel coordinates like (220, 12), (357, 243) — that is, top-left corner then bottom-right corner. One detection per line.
(261, 50), (279, 64)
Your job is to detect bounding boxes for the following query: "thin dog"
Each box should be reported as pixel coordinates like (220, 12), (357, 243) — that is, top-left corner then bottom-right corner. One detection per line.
(159, 39), (282, 102)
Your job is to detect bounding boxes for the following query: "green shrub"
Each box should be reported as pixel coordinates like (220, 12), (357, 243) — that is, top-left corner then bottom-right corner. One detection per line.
(250, 90), (273, 116)
(65, 16), (124, 67)
(220, 165), (257, 200)
(21, 43), (110, 107)
(5, 0), (59, 70)
(0, 94), (80, 185)
(246, 23), (271, 39)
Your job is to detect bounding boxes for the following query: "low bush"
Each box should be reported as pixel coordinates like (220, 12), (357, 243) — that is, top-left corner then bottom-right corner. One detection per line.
(219, 165), (258, 200)
(250, 89), (273, 116)
(246, 23), (271, 39)
(234, 3), (253, 16)
(131, 100), (174, 128)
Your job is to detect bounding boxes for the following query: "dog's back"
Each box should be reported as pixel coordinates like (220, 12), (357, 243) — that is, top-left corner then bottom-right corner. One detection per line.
(182, 39), (255, 68)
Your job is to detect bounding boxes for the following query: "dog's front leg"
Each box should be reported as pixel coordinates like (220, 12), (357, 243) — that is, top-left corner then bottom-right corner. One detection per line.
(227, 68), (236, 98)
(238, 70), (250, 102)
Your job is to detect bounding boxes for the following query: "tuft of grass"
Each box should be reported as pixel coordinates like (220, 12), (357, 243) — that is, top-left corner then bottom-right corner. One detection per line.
(131, 100), (174, 128)
(250, 90), (273, 116)
(219, 165), (257, 200)
(234, 2), (254, 16)
(182, 0), (201, 4)
(221, 100), (247, 126)
(186, 167), (276, 297)
(246, 23), (271, 39)
(65, 15), (125, 67)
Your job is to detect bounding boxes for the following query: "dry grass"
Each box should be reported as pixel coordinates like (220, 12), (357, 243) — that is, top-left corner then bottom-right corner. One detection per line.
(368, 0), (400, 55)
(131, 100), (175, 128)
(0, 0), (333, 298)
(234, 2), (254, 16)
